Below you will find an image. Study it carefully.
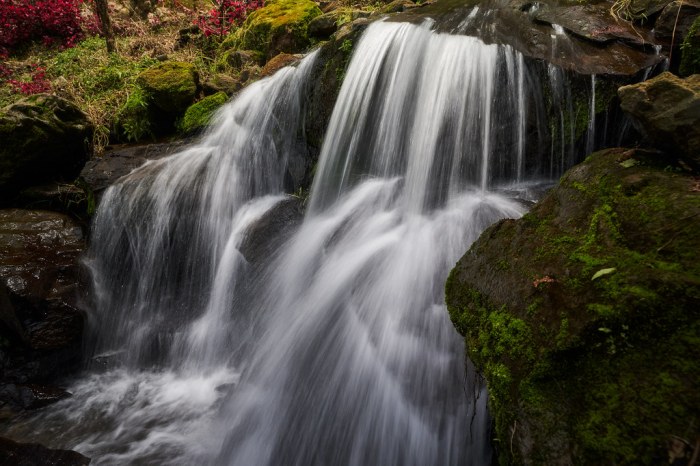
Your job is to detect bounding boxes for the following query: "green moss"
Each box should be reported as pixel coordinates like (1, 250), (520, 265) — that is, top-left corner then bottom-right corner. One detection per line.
(446, 148), (700, 464)
(680, 16), (700, 77)
(116, 86), (152, 142)
(136, 61), (199, 114)
(221, 0), (321, 59)
(177, 92), (228, 135)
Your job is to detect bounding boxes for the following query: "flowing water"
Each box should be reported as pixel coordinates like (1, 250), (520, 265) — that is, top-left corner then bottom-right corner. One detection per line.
(4, 21), (606, 465)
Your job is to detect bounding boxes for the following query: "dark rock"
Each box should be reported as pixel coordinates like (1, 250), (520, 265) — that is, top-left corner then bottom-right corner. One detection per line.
(619, 72), (700, 167)
(381, 0), (418, 14)
(0, 436), (90, 465)
(0, 383), (70, 410)
(239, 196), (305, 266)
(680, 16), (700, 76)
(446, 148), (700, 464)
(0, 209), (86, 388)
(0, 95), (93, 197)
(654, 0), (700, 43)
(80, 141), (190, 197)
(627, 0), (673, 21)
(396, 0), (665, 75)
(13, 182), (94, 221)
(202, 74), (244, 96)
(308, 13), (339, 38)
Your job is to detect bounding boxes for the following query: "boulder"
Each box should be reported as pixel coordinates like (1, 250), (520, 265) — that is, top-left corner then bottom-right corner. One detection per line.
(308, 12), (339, 38)
(261, 53), (303, 77)
(0, 95), (93, 197)
(0, 209), (86, 389)
(618, 72), (700, 167)
(221, 0), (322, 59)
(0, 437), (89, 466)
(202, 74), (244, 96)
(177, 92), (228, 135)
(446, 148), (700, 464)
(654, 0), (700, 43)
(381, 0), (418, 14)
(136, 61), (199, 114)
(214, 49), (264, 72)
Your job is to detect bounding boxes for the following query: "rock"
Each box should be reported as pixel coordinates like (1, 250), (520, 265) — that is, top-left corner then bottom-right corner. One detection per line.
(0, 210), (85, 399)
(0, 436), (90, 465)
(239, 196), (305, 266)
(178, 92), (228, 135)
(654, 0), (700, 43)
(261, 53), (303, 77)
(397, 0), (665, 75)
(0, 95), (93, 197)
(136, 61), (199, 114)
(215, 49), (264, 72)
(446, 148), (700, 464)
(0, 383), (70, 410)
(618, 72), (700, 167)
(202, 74), (244, 96)
(220, 0), (322, 59)
(680, 16), (700, 76)
(308, 13), (339, 38)
(14, 182), (94, 221)
(381, 0), (418, 14)
(80, 141), (189, 197)
(627, 0), (673, 21)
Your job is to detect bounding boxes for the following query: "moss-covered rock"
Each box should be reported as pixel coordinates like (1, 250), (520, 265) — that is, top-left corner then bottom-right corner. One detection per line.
(261, 53), (302, 77)
(177, 92), (228, 135)
(221, 0), (322, 59)
(446, 148), (700, 465)
(136, 61), (199, 114)
(0, 94), (93, 197)
(619, 72), (700, 168)
(680, 16), (700, 77)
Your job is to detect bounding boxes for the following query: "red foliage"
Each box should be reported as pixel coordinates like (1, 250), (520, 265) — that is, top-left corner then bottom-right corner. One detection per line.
(0, 0), (89, 56)
(195, 0), (263, 38)
(5, 63), (52, 94)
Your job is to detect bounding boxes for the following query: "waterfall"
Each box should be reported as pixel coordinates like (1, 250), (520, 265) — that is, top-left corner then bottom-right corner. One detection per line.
(2, 20), (608, 466)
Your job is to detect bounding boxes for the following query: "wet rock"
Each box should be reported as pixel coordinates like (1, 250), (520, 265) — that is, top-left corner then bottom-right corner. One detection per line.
(0, 436), (90, 465)
(654, 0), (700, 43)
(0, 210), (85, 403)
(0, 95), (93, 197)
(239, 196), (305, 266)
(446, 148), (700, 464)
(308, 12), (339, 38)
(0, 383), (70, 410)
(627, 0), (673, 21)
(80, 141), (189, 197)
(619, 72), (700, 167)
(397, 0), (665, 75)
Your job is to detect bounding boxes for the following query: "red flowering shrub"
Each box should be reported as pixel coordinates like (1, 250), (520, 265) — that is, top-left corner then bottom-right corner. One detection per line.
(0, 0), (89, 56)
(195, 0), (262, 38)
(6, 64), (52, 94)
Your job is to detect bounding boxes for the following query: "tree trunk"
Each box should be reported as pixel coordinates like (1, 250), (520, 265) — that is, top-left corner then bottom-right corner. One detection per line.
(94, 0), (116, 54)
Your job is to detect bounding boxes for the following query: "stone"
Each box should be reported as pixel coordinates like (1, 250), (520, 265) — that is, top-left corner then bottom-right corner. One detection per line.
(0, 95), (93, 197)
(215, 49), (264, 72)
(446, 148), (700, 464)
(0, 437), (89, 466)
(308, 13), (339, 38)
(654, 0), (700, 43)
(381, 0), (418, 14)
(618, 72), (700, 167)
(202, 74), (244, 96)
(220, 0), (322, 59)
(136, 61), (199, 114)
(261, 53), (303, 77)
(178, 92), (229, 135)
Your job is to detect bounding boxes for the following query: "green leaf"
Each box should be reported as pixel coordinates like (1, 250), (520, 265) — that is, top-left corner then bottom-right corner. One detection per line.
(619, 158), (639, 168)
(592, 267), (617, 281)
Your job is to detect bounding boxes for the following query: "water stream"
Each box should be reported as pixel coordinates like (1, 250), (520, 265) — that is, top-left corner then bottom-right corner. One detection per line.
(4, 21), (605, 465)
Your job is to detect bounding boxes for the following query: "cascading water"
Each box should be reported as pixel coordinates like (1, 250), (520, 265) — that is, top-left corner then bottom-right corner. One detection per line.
(3, 20), (606, 466)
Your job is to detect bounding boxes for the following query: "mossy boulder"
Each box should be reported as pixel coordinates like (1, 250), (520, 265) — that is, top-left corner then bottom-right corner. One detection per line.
(619, 72), (700, 167)
(214, 49), (264, 73)
(221, 0), (322, 59)
(446, 148), (700, 465)
(136, 61), (199, 114)
(177, 92), (228, 135)
(0, 94), (93, 197)
(680, 16), (700, 76)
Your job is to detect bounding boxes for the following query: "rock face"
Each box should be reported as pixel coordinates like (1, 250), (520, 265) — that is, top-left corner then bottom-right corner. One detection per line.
(0, 209), (86, 409)
(0, 436), (90, 466)
(619, 72), (700, 167)
(136, 61), (199, 115)
(0, 95), (93, 196)
(397, 0), (665, 75)
(446, 148), (700, 465)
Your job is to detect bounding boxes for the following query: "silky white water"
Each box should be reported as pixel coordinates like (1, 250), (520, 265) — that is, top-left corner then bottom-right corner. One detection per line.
(2, 21), (605, 465)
